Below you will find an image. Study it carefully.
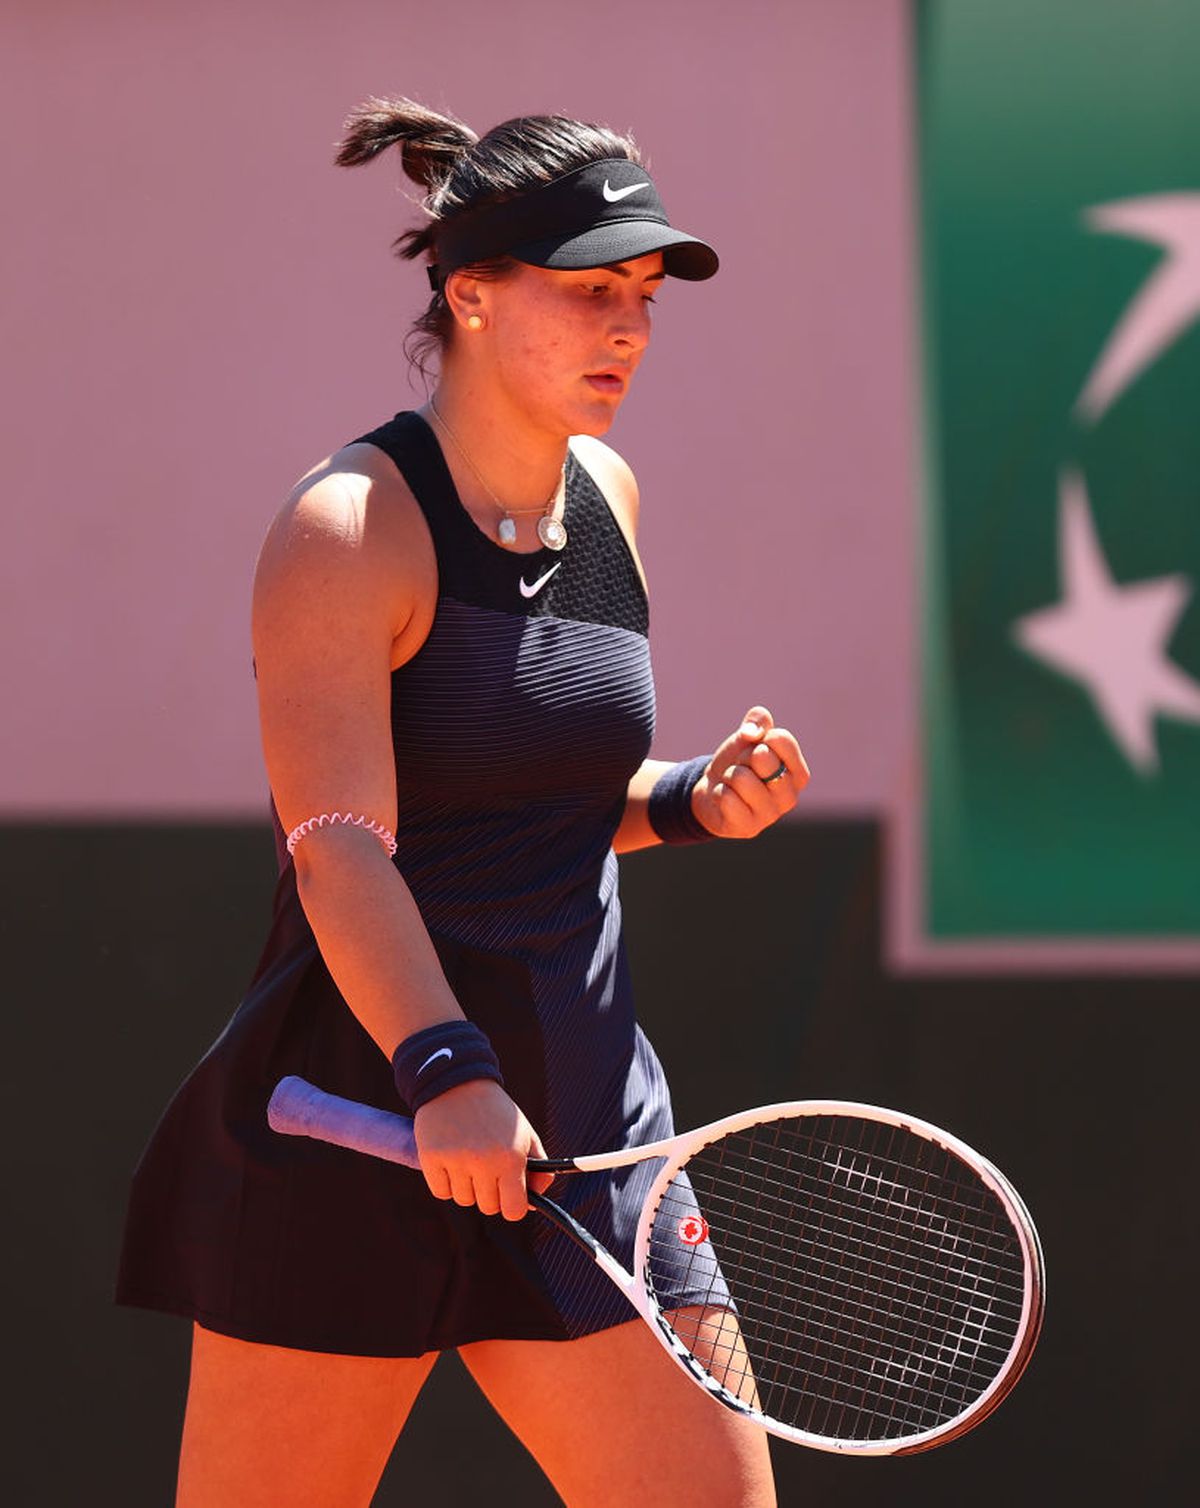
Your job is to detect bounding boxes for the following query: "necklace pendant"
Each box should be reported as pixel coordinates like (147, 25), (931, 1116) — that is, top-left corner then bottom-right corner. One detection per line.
(537, 515), (568, 551)
(497, 517), (518, 546)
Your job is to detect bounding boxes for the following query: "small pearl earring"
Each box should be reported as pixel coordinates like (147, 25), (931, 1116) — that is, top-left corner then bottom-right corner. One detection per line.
(467, 315), (484, 331)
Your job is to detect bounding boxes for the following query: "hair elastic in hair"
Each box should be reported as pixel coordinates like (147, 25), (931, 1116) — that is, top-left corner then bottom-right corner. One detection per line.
(392, 1019), (505, 1113)
(647, 755), (715, 845)
(285, 812), (398, 858)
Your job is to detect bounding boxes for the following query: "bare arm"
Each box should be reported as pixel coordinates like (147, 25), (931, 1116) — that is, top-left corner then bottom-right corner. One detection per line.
(253, 458), (451, 1053)
(253, 453), (548, 1218)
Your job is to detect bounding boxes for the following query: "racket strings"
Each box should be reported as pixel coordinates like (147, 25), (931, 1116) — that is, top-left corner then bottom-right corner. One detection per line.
(644, 1115), (1029, 1443)
(693, 1183), (1027, 1304)
(715, 1131), (1015, 1437)
(735, 1130), (1018, 1439)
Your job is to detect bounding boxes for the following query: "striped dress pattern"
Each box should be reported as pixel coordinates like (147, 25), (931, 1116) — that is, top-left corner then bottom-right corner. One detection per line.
(116, 411), (687, 1356)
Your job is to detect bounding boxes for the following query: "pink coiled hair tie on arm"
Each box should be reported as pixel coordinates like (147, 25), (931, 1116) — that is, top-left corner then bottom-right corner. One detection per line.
(285, 812), (398, 859)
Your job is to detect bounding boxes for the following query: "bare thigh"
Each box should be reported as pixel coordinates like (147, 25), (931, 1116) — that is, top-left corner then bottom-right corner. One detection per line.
(177, 1324), (437, 1508)
(459, 1310), (777, 1508)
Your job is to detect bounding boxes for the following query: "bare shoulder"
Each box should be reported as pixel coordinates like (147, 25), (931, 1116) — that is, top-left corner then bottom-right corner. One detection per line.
(259, 441), (427, 578)
(255, 441), (437, 662)
(569, 434), (640, 530)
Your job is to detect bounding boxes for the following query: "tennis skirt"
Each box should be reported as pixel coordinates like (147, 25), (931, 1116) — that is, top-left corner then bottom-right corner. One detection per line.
(116, 890), (704, 1357)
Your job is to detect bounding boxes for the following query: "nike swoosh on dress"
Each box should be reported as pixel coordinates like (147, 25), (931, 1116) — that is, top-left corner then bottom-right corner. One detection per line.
(519, 562), (563, 598)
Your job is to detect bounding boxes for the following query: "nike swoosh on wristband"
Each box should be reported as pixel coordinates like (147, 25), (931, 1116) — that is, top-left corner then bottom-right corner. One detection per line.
(519, 562), (562, 598)
(602, 180), (649, 202)
(416, 1047), (453, 1075)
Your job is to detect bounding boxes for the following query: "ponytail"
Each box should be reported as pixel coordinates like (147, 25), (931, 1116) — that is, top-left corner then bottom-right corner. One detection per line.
(335, 96), (476, 191)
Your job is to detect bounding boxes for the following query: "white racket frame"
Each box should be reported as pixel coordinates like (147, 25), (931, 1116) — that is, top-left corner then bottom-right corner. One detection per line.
(572, 1099), (1044, 1456)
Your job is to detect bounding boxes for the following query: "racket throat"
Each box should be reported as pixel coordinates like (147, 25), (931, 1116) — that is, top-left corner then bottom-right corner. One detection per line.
(527, 1191), (637, 1295)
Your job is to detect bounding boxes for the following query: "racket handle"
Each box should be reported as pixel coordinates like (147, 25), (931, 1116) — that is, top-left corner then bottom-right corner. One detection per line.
(268, 1075), (421, 1169)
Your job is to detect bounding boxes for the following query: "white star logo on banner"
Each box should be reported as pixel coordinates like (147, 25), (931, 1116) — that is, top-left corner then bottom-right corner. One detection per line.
(1075, 192), (1200, 422)
(1013, 472), (1200, 775)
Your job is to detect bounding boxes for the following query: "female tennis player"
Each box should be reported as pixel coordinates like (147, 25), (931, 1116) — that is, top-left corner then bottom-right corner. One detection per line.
(118, 95), (807, 1507)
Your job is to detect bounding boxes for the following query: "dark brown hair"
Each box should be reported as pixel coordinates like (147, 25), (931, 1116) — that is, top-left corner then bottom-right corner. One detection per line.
(336, 96), (642, 375)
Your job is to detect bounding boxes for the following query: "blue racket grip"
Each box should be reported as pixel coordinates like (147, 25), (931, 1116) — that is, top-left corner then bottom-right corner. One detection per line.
(268, 1075), (421, 1169)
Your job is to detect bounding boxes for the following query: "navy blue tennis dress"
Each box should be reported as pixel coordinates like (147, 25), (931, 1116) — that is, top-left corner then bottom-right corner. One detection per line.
(117, 411), (686, 1357)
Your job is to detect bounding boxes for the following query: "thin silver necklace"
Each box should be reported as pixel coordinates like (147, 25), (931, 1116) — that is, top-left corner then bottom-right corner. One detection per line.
(427, 396), (567, 551)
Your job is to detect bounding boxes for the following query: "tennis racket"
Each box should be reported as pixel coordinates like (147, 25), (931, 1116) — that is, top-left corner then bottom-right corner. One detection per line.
(268, 1075), (1044, 1455)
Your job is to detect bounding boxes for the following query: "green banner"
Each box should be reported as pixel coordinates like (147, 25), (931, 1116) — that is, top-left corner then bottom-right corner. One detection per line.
(916, 0), (1200, 962)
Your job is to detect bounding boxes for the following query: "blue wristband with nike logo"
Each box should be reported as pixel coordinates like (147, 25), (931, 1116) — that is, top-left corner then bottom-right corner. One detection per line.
(392, 1020), (505, 1113)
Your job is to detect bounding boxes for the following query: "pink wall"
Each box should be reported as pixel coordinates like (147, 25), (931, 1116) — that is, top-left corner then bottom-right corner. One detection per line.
(2, 0), (916, 816)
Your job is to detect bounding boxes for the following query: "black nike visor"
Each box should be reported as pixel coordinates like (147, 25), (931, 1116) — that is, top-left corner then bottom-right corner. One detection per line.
(428, 158), (719, 291)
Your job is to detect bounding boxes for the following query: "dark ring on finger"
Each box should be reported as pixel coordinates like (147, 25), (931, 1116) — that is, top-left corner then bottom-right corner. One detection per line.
(759, 762), (789, 785)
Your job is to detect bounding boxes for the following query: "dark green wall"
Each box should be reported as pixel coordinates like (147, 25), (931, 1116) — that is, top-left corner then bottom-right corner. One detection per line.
(5, 823), (1193, 1504)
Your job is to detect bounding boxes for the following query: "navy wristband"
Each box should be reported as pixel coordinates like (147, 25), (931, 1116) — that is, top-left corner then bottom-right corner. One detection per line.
(392, 1020), (505, 1113)
(647, 754), (715, 845)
